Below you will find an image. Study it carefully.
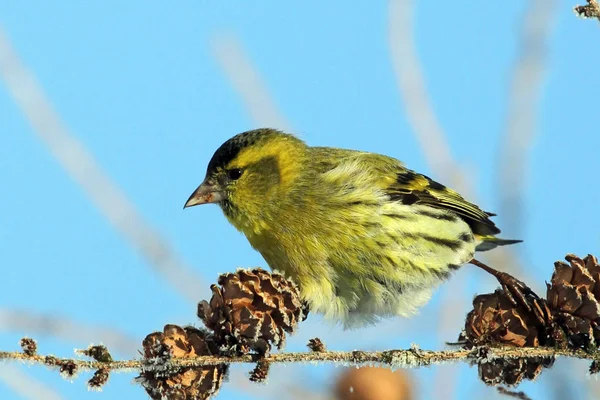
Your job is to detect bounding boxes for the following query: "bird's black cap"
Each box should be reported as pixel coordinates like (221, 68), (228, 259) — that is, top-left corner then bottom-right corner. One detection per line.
(206, 128), (285, 174)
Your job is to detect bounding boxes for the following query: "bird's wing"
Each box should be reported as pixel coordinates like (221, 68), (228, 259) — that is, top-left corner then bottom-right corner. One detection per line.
(385, 169), (500, 236)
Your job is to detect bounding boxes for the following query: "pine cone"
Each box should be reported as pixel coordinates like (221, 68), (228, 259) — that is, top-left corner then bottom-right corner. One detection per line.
(461, 290), (553, 386)
(198, 268), (307, 354)
(463, 290), (540, 347)
(461, 253), (600, 386)
(137, 324), (228, 400)
(546, 254), (600, 348)
(478, 357), (555, 387)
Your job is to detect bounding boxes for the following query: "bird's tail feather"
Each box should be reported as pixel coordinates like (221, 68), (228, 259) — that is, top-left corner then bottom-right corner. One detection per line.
(475, 235), (522, 252)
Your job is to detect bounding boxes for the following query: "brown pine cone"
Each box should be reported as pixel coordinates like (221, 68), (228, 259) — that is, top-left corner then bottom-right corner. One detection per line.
(478, 357), (555, 387)
(546, 254), (600, 348)
(460, 253), (600, 386)
(137, 324), (228, 400)
(461, 289), (554, 386)
(198, 268), (307, 354)
(463, 290), (540, 347)
(248, 360), (270, 383)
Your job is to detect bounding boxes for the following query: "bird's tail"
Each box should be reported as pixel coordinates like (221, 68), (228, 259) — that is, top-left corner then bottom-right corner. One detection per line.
(475, 235), (522, 252)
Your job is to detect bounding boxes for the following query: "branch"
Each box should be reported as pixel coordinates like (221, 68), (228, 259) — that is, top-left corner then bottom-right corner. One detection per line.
(0, 346), (594, 372)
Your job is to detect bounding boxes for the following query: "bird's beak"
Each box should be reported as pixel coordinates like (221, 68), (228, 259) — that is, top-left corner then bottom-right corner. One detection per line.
(183, 180), (225, 208)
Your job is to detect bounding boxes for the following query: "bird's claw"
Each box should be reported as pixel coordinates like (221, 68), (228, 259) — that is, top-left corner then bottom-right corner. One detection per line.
(470, 258), (541, 315)
(496, 271), (539, 313)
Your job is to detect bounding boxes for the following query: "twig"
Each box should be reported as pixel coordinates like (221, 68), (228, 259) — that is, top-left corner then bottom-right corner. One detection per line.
(0, 27), (205, 304)
(0, 346), (595, 372)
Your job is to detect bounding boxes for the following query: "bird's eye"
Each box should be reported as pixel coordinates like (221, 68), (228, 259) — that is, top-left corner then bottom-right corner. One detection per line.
(227, 168), (243, 180)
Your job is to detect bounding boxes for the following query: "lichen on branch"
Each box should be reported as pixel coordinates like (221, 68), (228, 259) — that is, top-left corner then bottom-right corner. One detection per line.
(1, 344), (599, 371)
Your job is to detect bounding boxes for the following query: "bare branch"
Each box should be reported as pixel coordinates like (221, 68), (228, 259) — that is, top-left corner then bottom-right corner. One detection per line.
(0, 27), (205, 303)
(0, 364), (63, 400)
(0, 346), (594, 371)
(212, 33), (291, 131)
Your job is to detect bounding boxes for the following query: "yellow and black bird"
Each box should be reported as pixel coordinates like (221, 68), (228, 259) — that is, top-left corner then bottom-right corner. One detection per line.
(185, 129), (521, 327)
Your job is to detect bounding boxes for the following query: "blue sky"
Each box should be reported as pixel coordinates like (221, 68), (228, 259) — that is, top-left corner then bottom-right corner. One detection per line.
(1, 2), (599, 399)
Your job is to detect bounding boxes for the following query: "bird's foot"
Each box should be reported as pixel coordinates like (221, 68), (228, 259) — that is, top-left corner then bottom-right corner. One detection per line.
(469, 258), (540, 314)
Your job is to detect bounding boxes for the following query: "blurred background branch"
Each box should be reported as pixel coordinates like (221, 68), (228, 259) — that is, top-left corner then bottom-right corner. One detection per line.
(0, 309), (139, 357)
(492, 2), (576, 399)
(212, 34), (291, 131)
(498, 0), (557, 240)
(388, 0), (468, 192)
(387, 1), (561, 397)
(0, 365), (63, 400)
(387, 2), (475, 398)
(0, 27), (205, 304)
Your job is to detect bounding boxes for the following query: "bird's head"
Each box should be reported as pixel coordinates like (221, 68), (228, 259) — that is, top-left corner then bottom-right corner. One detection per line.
(184, 128), (307, 224)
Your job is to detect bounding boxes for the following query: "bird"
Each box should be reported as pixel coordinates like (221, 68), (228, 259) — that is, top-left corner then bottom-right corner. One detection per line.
(184, 128), (522, 327)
